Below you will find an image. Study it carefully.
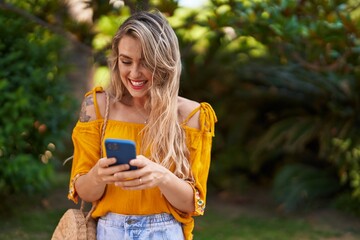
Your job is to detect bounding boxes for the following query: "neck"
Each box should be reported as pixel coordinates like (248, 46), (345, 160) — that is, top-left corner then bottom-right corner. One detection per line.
(122, 94), (147, 108)
(134, 104), (149, 124)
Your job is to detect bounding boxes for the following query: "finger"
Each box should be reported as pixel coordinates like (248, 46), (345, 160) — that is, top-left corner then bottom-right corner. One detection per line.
(108, 163), (131, 172)
(114, 176), (145, 188)
(103, 165), (131, 181)
(101, 175), (117, 184)
(98, 157), (116, 168)
(113, 171), (134, 181)
(129, 155), (147, 168)
(98, 163), (130, 180)
(100, 166), (131, 184)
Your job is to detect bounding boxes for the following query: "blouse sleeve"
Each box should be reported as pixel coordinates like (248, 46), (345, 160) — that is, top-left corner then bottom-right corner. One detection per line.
(67, 121), (102, 203)
(67, 87), (105, 203)
(186, 102), (217, 216)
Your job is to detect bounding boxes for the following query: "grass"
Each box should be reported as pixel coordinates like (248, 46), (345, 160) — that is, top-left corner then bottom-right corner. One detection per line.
(0, 209), (64, 240)
(194, 209), (356, 240)
(1, 172), (360, 240)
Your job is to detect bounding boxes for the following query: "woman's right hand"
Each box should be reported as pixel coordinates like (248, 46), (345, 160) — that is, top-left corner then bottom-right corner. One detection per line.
(93, 157), (131, 185)
(75, 157), (131, 202)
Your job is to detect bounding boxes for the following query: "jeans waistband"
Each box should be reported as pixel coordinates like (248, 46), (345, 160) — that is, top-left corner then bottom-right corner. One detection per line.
(100, 212), (178, 228)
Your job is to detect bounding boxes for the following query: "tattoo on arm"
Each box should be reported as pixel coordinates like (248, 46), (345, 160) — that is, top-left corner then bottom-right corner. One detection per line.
(79, 96), (94, 122)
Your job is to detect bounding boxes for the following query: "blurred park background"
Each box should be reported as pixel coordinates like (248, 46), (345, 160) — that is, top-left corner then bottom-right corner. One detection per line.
(1, 0), (360, 239)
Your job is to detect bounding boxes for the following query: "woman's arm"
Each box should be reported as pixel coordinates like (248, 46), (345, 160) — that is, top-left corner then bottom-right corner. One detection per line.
(75, 157), (130, 202)
(157, 166), (195, 213)
(72, 91), (127, 202)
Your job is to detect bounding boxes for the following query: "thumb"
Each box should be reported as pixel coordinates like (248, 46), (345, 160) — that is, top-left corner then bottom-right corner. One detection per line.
(129, 155), (147, 168)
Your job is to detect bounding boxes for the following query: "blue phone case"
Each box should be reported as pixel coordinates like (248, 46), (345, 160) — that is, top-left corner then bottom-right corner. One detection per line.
(105, 139), (137, 170)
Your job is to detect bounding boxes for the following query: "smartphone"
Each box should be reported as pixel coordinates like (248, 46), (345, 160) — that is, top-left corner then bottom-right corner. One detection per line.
(105, 139), (137, 170)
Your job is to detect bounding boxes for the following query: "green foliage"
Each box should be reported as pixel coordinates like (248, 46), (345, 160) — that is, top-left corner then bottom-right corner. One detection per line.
(0, 10), (76, 195)
(164, 0), (360, 209)
(30, 0), (359, 212)
(331, 138), (360, 198)
(332, 191), (360, 217)
(273, 163), (341, 211)
(5, 0), (350, 216)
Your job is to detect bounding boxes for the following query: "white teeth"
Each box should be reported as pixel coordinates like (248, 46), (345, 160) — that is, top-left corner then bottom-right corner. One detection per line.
(131, 80), (146, 86)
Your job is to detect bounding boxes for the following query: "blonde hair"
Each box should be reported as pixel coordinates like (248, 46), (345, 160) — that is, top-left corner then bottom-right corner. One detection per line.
(108, 11), (191, 180)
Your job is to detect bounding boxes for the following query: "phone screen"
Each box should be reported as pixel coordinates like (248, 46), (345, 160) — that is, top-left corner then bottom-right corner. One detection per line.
(105, 139), (137, 170)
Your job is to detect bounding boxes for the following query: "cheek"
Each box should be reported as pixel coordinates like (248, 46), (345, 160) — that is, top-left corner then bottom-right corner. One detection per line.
(119, 68), (129, 81)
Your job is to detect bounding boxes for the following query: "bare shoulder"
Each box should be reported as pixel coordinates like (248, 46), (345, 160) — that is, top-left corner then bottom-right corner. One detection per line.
(178, 96), (201, 129)
(78, 91), (107, 122)
(96, 91), (108, 117)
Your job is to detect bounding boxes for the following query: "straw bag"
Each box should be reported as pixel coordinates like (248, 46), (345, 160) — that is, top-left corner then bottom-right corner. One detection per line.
(51, 201), (97, 240)
(52, 92), (110, 240)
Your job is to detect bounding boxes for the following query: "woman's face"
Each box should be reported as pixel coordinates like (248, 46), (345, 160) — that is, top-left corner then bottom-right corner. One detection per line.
(117, 35), (153, 100)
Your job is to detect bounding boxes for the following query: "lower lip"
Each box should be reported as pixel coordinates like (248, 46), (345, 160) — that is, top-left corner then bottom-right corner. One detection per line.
(130, 80), (147, 90)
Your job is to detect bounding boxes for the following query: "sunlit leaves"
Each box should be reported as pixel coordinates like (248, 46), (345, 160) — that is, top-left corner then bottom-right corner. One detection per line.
(93, 66), (111, 88)
(0, 10), (76, 195)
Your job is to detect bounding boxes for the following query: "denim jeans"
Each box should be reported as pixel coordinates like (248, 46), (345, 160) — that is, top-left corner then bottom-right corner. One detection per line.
(97, 212), (184, 240)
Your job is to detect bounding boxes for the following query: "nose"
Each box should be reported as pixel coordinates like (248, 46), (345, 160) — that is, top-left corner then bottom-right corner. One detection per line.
(129, 64), (142, 79)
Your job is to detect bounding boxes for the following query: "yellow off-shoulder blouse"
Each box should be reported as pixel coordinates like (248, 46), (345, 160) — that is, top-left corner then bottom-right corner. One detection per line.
(68, 87), (217, 240)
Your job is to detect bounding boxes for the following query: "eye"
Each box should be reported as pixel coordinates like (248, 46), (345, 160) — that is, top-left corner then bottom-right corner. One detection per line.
(118, 57), (132, 65)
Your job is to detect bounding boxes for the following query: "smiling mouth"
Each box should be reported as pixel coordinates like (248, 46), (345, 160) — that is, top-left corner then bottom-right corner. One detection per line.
(130, 80), (147, 87)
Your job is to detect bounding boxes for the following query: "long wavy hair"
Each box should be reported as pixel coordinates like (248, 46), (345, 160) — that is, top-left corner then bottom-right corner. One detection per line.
(107, 11), (191, 180)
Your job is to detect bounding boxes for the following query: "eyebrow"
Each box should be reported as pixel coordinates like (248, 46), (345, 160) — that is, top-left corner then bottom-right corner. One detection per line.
(118, 54), (144, 61)
(118, 54), (131, 59)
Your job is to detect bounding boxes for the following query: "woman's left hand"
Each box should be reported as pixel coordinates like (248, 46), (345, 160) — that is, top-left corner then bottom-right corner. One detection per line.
(114, 155), (195, 212)
(113, 155), (170, 190)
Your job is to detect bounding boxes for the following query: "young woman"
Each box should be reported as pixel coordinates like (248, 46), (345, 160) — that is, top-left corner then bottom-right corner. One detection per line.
(68, 10), (217, 240)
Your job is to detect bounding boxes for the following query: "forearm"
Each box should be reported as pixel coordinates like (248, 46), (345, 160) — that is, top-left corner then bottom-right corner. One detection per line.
(158, 171), (195, 213)
(75, 167), (107, 202)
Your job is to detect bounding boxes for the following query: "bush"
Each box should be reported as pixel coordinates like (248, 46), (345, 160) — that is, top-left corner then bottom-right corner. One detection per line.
(169, 0), (360, 209)
(0, 10), (76, 195)
(44, 0), (360, 211)
(273, 163), (341, 211)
